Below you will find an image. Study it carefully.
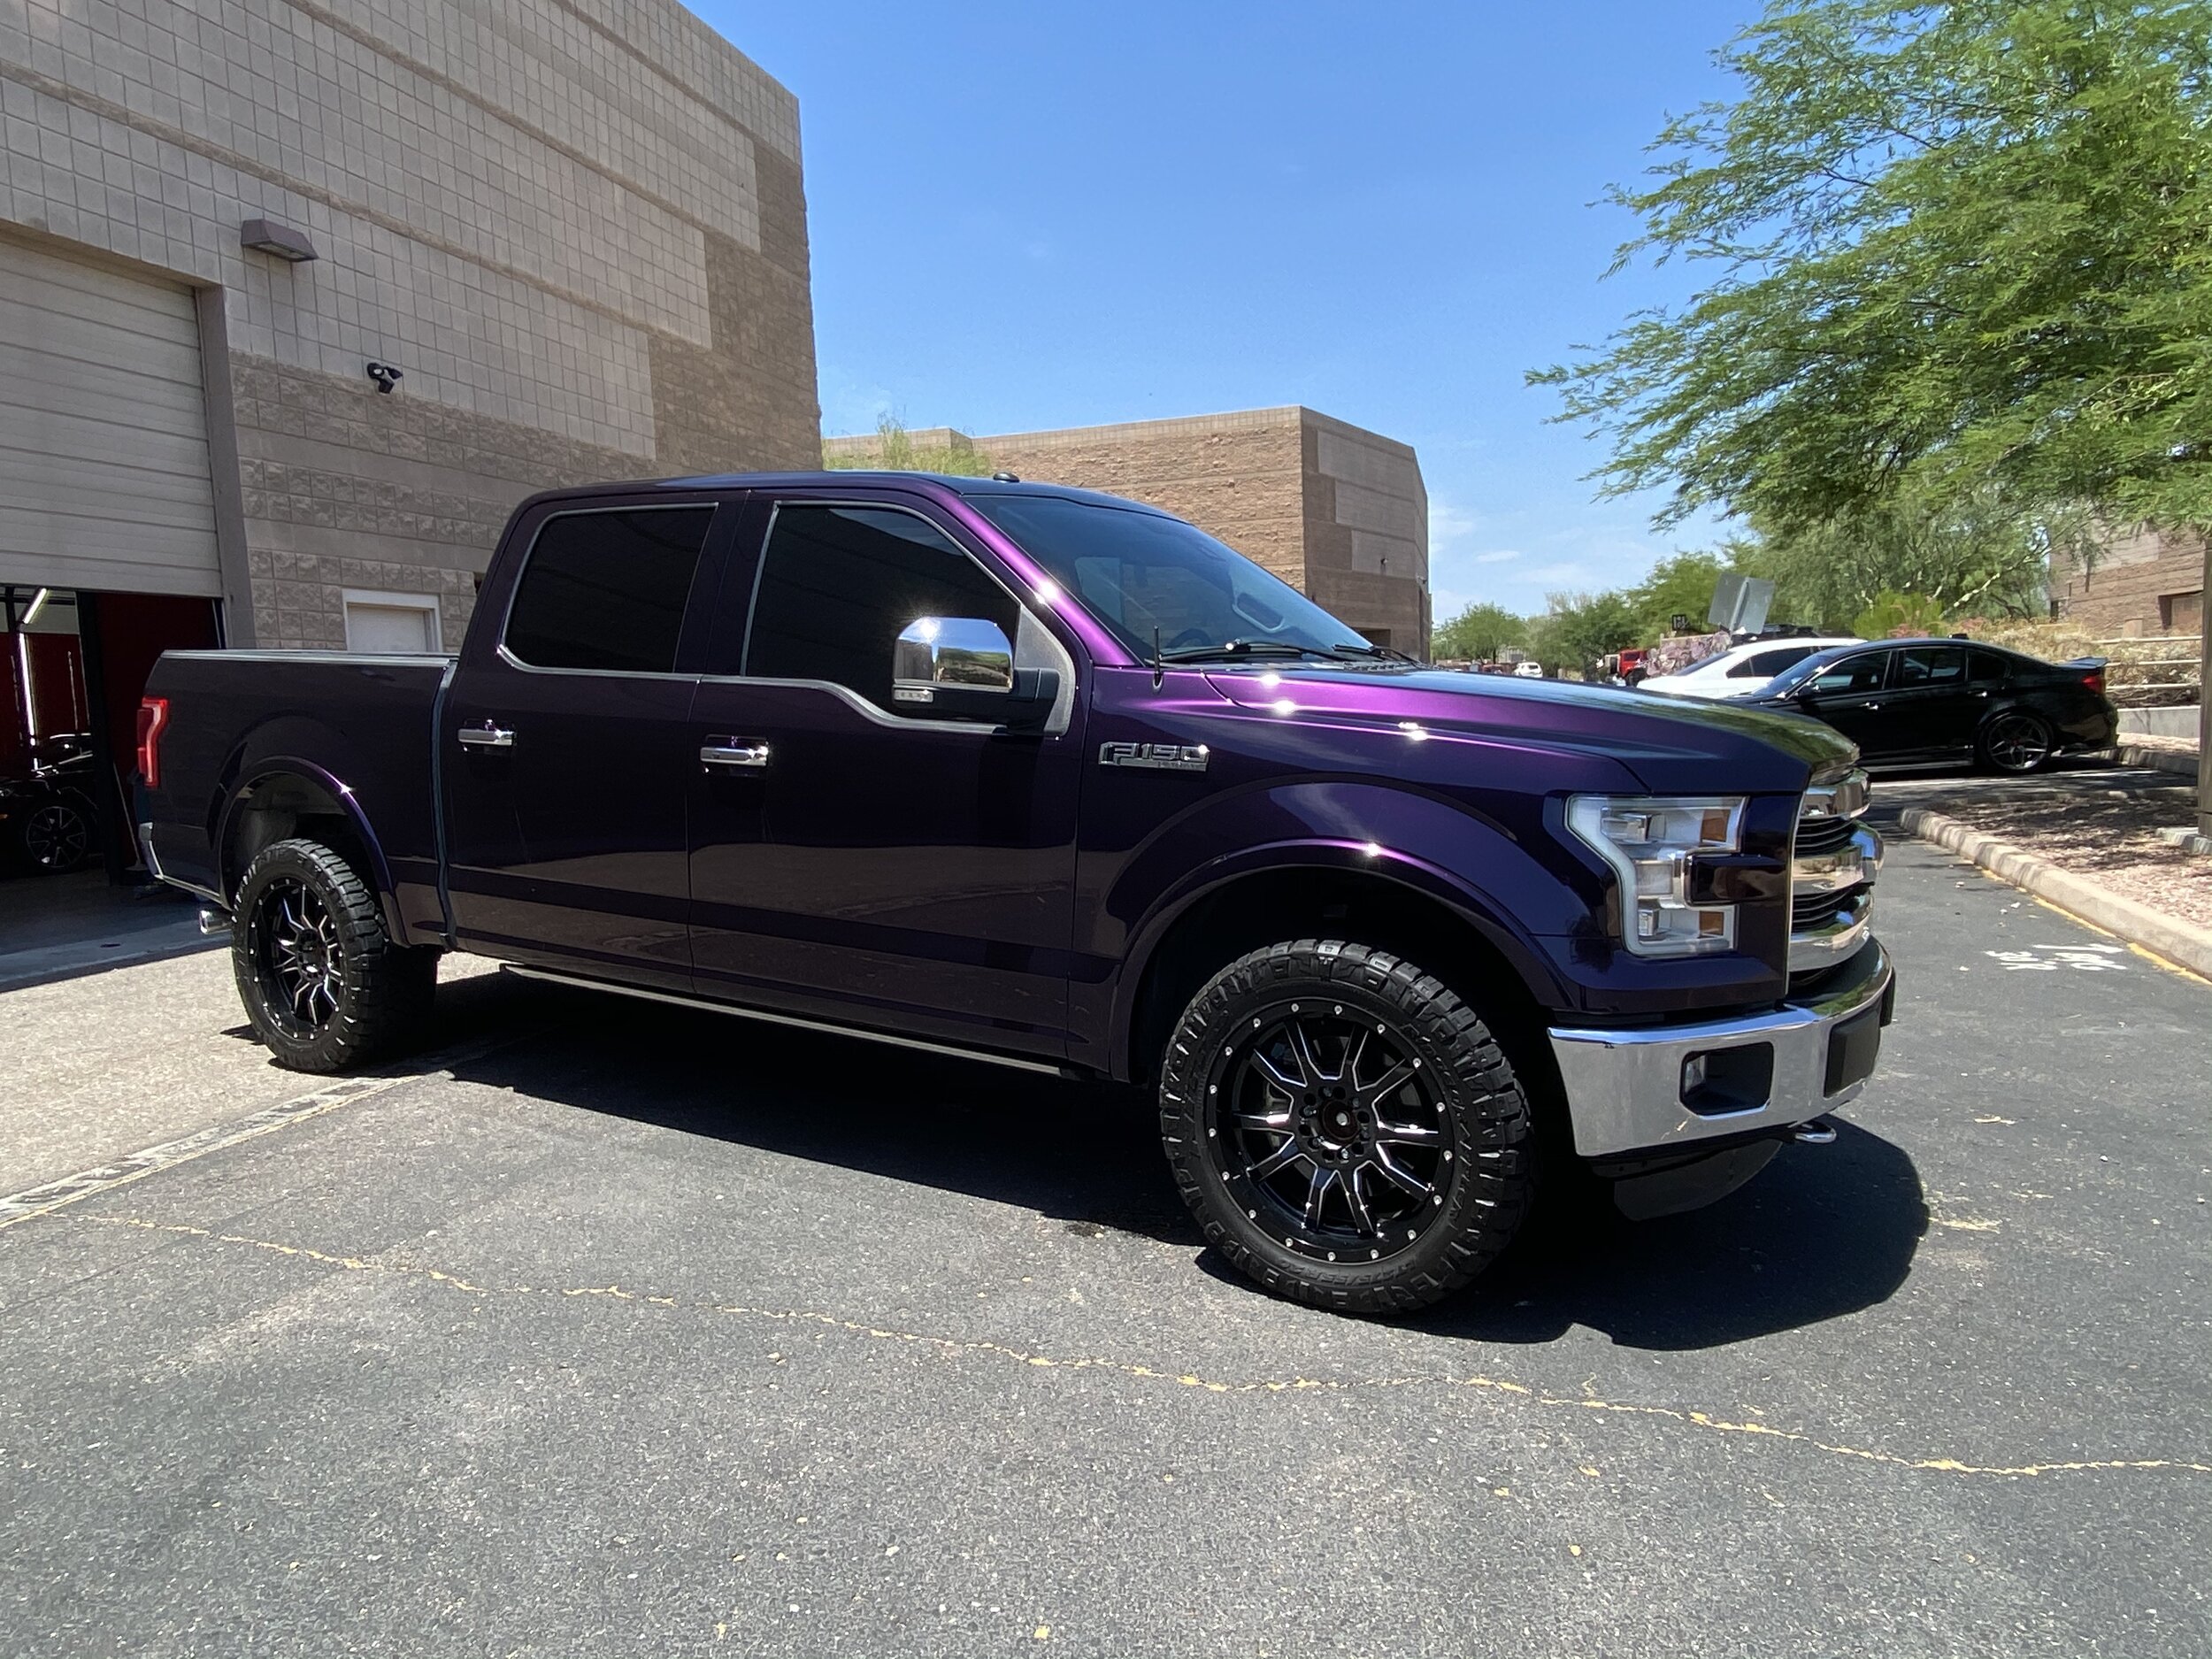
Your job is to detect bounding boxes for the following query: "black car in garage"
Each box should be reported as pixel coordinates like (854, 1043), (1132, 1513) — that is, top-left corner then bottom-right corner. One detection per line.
(1740, 638), (2116, 773)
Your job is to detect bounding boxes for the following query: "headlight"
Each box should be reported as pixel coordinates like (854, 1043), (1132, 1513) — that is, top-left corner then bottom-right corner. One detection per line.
(1566, 794), (1747, 957)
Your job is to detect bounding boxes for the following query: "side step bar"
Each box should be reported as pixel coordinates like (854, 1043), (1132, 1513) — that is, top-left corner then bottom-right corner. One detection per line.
(503, 964), (1078, 1079)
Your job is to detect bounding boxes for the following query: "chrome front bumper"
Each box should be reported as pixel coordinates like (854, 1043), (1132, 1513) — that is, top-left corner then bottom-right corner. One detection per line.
(1548, 941), (1894, 1158)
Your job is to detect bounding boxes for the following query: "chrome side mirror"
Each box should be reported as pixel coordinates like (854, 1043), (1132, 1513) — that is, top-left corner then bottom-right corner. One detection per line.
(894, 617), (1014, 703)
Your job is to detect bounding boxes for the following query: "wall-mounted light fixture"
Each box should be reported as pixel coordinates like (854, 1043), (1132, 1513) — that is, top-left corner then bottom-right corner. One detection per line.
(240, 218), (318, 262)
(365, 362), (403, 394)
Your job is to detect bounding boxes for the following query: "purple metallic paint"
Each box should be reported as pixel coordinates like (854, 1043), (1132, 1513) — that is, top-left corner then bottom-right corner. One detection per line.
(145, 471), (1860, 1081)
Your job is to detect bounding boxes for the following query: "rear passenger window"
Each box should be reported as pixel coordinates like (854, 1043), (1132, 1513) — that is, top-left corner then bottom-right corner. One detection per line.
(1969, 648), (2008, 684)
(1893, 645), (1965, 687)
(745, 504), (1019, 713)
(1730, 645), (1812, 678)
(503, 507), (714, 673)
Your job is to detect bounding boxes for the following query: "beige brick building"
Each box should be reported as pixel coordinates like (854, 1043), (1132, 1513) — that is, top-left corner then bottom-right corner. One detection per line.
(0, 0), (818, 682)
(2050, 526), (2206, 638)
(826, 407), (1432, 656)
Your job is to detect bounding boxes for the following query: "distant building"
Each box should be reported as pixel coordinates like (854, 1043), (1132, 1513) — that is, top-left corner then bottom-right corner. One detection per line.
(826, 407), (1432, 656)
(2050, 527), (2205, 637)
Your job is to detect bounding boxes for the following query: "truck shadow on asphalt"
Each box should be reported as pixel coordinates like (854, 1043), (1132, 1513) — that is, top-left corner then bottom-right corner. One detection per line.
(440, 977), (1927, 1354)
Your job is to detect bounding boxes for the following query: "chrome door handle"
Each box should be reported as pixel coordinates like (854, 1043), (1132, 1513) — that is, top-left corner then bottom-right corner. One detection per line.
(457, 722), (514, 749)
(700, 738), (770, 770)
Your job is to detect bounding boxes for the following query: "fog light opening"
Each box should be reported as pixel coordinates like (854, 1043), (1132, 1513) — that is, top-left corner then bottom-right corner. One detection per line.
(1679, 1042), (1775, 1115)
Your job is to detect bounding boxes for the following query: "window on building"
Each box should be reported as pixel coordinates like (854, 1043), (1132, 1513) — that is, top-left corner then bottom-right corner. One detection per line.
(2161, 590), (2203, 634)
(503, 507), (714, 673)
(342, 590), (443, 654)
(745, 504), (1018, 712)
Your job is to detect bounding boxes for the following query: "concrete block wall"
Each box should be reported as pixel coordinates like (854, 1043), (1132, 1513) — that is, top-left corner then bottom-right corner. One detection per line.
(831, 407), (1432, 656)
(2051, 526), (2206, 638)
(1, 0), (819, 648)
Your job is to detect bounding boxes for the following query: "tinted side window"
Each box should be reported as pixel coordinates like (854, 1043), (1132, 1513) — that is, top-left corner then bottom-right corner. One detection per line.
(1731, 645), (1814, 678)
(747, 504), (1019, 712)
(1808, 652), (1887, 695)
(1893, 645), (1965, 687)
(1969, 647), (2008, 683)
(504, 507), (714, 673)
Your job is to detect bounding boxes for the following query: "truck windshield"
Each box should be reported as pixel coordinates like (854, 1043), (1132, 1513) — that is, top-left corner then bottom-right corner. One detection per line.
(970, 495), (1371, 661)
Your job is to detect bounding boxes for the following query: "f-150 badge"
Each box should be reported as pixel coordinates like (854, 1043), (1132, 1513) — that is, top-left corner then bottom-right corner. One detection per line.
(1099, 741), (1210, 772)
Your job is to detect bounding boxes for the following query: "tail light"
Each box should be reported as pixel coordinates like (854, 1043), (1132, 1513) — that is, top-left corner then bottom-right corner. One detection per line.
(135, 696), (170, 788)
(2080, 668), (2105, 696)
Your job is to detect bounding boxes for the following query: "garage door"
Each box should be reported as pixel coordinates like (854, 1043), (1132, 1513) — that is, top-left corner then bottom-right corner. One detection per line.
(0, 232), (221, 597)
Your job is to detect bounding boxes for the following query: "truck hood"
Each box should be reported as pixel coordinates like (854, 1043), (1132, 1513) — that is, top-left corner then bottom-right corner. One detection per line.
(1201, 663), (1857, 794)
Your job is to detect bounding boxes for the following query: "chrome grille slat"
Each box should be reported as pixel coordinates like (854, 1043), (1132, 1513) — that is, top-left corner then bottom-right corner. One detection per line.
(1789, 768), (1877, 974)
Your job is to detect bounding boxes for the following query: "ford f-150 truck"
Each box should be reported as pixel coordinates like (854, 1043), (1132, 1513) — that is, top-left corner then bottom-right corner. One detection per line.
(138, 472), (1893, 1313)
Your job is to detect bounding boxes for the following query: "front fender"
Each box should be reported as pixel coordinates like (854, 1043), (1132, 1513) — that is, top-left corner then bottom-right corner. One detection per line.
(1101, 780), (1599, 1068)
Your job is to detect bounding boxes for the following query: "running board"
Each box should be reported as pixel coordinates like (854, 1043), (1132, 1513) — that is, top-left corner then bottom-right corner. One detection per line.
(503, 964), (1074, 1079)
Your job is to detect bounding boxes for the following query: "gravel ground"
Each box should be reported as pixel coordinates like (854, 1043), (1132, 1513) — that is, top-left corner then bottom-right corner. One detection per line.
(1870, 762), (2212, 929)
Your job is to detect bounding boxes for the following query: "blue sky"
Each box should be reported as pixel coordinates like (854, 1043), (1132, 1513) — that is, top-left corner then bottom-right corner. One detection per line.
(699, 2), (1758, 621)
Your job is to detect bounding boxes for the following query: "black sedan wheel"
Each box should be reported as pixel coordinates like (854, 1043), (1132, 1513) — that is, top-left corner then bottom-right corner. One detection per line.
(19, 794), (93, 872)
(1159, 939), (1537, 1314)
(233, 837), (437, 1071)
(1978, 710), (2055, 774)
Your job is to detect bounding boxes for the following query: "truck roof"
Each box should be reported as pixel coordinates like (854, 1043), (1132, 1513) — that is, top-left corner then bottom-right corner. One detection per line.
(519, 470), (1177, 516)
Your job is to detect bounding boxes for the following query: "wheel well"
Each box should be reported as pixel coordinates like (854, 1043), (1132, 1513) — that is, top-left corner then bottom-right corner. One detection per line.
(222, 772), (376, 902)
(1124, 869), (1556, 1095)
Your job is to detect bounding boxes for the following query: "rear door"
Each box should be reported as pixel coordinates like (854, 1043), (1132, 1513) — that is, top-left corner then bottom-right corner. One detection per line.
(1883, 644), (1978, 757)
(684, 490), (1086, 1056)
(442, 494), (730, 989)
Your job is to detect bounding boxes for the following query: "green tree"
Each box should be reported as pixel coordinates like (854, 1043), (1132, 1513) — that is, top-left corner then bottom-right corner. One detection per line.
(1532, 0), (2212, 534)
(1731, 488), (2072, 632)
(1852, 589), (1949, 637)
(1625, 549), (1727, 638)
(1431, 601), (1528, 662)
(1532, 0), (2212, 823)
(824, 416), (996, 478)
(1526, 590), (1643, 678)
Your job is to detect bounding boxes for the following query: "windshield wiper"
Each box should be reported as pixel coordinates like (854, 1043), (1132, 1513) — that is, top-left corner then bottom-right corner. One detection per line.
(1327, 641), (1418, 664)
(1156, 640), (1340, 663)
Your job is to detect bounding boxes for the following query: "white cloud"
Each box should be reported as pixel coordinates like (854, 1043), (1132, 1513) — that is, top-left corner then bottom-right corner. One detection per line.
(1472, 549), (1521, 565)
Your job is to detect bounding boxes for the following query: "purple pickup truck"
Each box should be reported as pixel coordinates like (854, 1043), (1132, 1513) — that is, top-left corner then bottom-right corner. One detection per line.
(137, 472), (1893, 1313)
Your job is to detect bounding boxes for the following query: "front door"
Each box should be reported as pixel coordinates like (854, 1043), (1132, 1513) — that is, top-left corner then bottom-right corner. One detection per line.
(442, 496), (725, 990)
(1797, 649), (1895, 757)
(686, 493), (1085, 1056)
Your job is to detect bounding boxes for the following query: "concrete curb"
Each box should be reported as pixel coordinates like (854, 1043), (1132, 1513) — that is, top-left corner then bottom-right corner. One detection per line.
(1899, 806), (2212, 979)
(2107, 741), (2199, 780)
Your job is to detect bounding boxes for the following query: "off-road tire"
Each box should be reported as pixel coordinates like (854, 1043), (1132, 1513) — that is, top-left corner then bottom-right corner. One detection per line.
(1159, 939), (1538, 1314)
(231, 837), (437, 1071)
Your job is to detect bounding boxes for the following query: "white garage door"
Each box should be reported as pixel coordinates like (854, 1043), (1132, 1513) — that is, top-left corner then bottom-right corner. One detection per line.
(0, 232), (221, 596)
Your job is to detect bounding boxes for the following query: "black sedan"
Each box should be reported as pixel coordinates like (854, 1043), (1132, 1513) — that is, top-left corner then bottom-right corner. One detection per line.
(1740, 637), (2117, 773)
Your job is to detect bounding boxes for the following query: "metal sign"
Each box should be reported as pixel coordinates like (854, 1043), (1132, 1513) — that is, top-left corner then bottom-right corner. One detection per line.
(1707, 575), (1775, 635)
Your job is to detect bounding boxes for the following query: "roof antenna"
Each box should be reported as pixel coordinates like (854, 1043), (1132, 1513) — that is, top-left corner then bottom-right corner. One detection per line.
(1151, 626), (1164, 690)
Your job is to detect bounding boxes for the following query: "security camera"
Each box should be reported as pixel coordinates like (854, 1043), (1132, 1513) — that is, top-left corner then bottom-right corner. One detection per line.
(365, 362), (403, 393)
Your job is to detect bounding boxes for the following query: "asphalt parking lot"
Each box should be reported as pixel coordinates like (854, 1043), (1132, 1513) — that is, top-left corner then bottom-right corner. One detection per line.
(2, 834), (2208, 1657)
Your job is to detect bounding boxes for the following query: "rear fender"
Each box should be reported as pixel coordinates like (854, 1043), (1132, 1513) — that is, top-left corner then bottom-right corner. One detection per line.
(215, 753), (410, 945)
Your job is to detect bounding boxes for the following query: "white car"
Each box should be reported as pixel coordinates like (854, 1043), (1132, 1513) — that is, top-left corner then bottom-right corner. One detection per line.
(1639, 635), (1863, 698)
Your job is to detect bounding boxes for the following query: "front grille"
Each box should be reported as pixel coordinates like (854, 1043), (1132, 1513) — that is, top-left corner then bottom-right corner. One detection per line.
(1789, 769), (1878, 975)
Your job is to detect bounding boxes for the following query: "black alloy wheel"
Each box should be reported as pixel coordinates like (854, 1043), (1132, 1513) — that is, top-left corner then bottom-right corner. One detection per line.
(1160, 939), (1537, 1314)
(1979, 709), (2054, 774)
(232, 837), (437, 1071)
(249, 875), (344, 1038)
(1211, 1007), (1450, 1259)
(20, 795), (92, 872)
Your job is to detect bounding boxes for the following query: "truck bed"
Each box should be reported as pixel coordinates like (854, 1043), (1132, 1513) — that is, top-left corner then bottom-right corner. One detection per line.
(140, 650), (454, 946)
